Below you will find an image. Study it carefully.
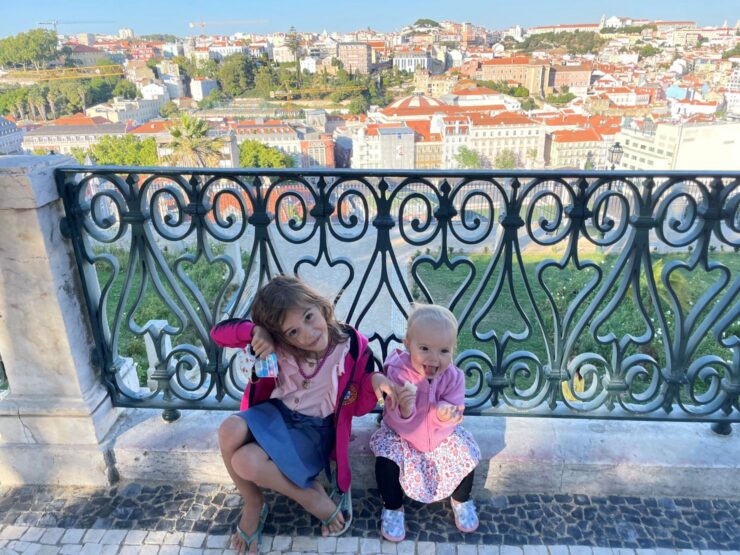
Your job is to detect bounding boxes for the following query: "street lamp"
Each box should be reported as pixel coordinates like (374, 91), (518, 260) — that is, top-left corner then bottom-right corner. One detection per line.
(602, 142), (624, 227)
(607, 141), (623, 171)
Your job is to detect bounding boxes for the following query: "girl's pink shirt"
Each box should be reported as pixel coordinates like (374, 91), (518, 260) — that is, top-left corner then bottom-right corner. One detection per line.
(272, 341), (351, 418)
(382, 349), (465, 452)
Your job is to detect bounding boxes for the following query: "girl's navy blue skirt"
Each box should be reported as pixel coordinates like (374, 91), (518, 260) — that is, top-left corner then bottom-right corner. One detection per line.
(239, 399), (334, 489)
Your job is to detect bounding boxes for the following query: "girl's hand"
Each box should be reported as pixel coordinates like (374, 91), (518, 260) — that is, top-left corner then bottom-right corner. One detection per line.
(251, 325), (275, 359)
(396, 386), (417, 419)
(371, 374), (397, 410)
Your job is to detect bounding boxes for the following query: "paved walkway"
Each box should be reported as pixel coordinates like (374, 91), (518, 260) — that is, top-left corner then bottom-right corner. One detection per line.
(0, 484), (738, 555)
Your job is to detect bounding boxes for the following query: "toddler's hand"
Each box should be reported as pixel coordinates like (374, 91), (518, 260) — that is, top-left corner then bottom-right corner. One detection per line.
(251, 326), (275, 359)
(397, 384), (417, 418)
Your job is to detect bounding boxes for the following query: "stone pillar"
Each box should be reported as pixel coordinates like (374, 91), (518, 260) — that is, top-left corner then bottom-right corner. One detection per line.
(0, 155), (121, 486)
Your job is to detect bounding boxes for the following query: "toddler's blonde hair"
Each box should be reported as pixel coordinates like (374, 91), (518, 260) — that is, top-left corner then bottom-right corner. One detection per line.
(406, 303), (458, 343)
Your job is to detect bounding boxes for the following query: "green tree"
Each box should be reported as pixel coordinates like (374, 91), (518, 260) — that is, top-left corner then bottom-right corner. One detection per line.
(348, 96), (369, 115)
(167, 114), (224, 167)
(0, 29), (58, 70)
(495, 149), (518, 169)
(520, 97), (537, 111)
(70, 147), (88, 163)
(198, 89), (224, 109)
(455, 146), (484, 169)
(113, 80), (138, 99)
(721, 44), (740, 59)
(414, 19), (441, 27)
(638, 44), (660, 58)
(545, 92), (576, 105)
(239, 140), (294, 168)
(159, 101), (180, 118)
(217, 54), (255, 96)
(285, 26), (302, 85)
(254, 65), (277, 98)
(89, 135), (159, 166)
(172, 55), (196, 78)
(196, 59), (219, 80)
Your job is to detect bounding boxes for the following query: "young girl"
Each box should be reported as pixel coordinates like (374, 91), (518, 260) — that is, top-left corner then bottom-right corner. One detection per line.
(211, 275), (397, 554)
(370, 304), (481, 542)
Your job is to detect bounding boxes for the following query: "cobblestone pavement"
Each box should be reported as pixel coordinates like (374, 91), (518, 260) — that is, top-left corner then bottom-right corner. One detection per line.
(0, 484), (738, 555)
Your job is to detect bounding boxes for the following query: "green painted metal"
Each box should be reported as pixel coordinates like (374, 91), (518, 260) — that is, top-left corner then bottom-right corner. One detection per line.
(55, 167), (740, 422)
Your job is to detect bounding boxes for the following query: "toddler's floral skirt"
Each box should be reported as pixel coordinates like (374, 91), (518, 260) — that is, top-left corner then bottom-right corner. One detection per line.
(370, 421), (480, 503)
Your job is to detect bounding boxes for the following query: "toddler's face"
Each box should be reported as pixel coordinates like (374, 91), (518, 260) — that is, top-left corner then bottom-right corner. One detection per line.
(404, 320), (455, 379)
(280, 303), (329, 356)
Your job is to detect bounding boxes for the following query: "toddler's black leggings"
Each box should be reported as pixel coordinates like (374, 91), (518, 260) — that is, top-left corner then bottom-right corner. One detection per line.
(375, 456), (474, 510)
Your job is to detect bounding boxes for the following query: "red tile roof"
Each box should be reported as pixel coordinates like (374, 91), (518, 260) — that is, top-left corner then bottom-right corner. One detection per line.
(52, 113), (111, 126)
(552, 128), (603, 143)
(129, 121), (173, 134)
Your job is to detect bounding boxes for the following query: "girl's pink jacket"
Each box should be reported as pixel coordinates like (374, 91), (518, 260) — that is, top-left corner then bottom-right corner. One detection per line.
(382, 349), (465, 452)
(210, 318), (378, 493)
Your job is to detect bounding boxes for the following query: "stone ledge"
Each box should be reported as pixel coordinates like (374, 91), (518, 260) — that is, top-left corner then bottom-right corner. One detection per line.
(109, 410), (740, 498)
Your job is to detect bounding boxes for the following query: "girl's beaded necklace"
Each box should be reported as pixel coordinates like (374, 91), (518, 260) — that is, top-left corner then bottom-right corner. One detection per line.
(297, 342), (336, 389)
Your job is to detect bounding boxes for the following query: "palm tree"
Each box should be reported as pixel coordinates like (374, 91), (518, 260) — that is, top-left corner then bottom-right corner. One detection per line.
(166, 114), (225, 167)
(46, 87), (60, 120)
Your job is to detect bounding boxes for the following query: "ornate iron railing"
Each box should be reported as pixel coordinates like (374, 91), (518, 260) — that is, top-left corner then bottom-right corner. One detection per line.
(56, 167), (740, 423)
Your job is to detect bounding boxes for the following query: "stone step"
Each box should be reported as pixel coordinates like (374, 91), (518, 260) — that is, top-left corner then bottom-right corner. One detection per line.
(110, 411), (739, 499)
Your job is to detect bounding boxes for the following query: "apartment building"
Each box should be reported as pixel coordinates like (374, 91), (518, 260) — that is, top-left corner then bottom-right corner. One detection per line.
(346, 124), (415, 169)
(434, 111), (545, 169)
(615, 120), (740, 171)
(725, 67), (740, 120)
(190, 78), (219, 102)
(414, 71), (460, 97)
(406, 120), (443, 170)
(393, 49), (433, 73)
(478, 57), (549, 97)
(0, 117), (24, 154)
(85, 96), (166, 125)
(22, 121), (127, 155)
(548, 64), (593, 95)
(546, 128), (605, 168)
(337, 43), (372, 74)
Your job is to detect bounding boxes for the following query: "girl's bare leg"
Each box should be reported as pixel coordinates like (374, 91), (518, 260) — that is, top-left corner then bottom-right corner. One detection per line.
(218, 416), (264, 553)
(231, 443), (345, 536)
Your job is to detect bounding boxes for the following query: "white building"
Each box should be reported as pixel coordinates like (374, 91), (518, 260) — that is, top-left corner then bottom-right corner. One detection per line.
(190, 78), (219, 102)
(162, 75), (186, 99)
(727, 67), (740, 120)
(393, 50), (433, 73)
(345, 124), (416, 169)
(670, 98), (718, 119)
(300, 57), (318, 74)
(22, 122), (127, 155)
(85, 97), (166, 125)
(140, 82), (169, 101)
(616, 121), (740, 171)
(118, 28), (134, 39)
(0, 117), (24, 154)
(162, 42), (184, 58)
(272, 45), (296, 63)
(208, 45), (247, 61)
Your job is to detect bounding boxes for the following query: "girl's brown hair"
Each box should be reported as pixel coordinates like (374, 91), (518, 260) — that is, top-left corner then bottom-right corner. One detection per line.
(251, 274), (347, 361)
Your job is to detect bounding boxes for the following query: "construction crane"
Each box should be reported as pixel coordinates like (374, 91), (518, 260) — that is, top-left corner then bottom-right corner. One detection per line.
(37, 20), (114, 33)
(2, 64), (125, 83)
(270, 86), (367, 101)
(188, 19), (268, 29)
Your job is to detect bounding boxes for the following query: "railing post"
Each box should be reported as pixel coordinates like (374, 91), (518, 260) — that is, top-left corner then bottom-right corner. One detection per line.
(711, 422), (732, 436)
(0, 155), (121, 485)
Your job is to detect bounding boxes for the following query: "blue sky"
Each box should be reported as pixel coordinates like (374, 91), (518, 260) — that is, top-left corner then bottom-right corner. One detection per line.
(2, 0), (738, 38)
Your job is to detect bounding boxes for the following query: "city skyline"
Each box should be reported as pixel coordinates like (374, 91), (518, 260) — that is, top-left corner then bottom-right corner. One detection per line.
(3, 0), (739, 38)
